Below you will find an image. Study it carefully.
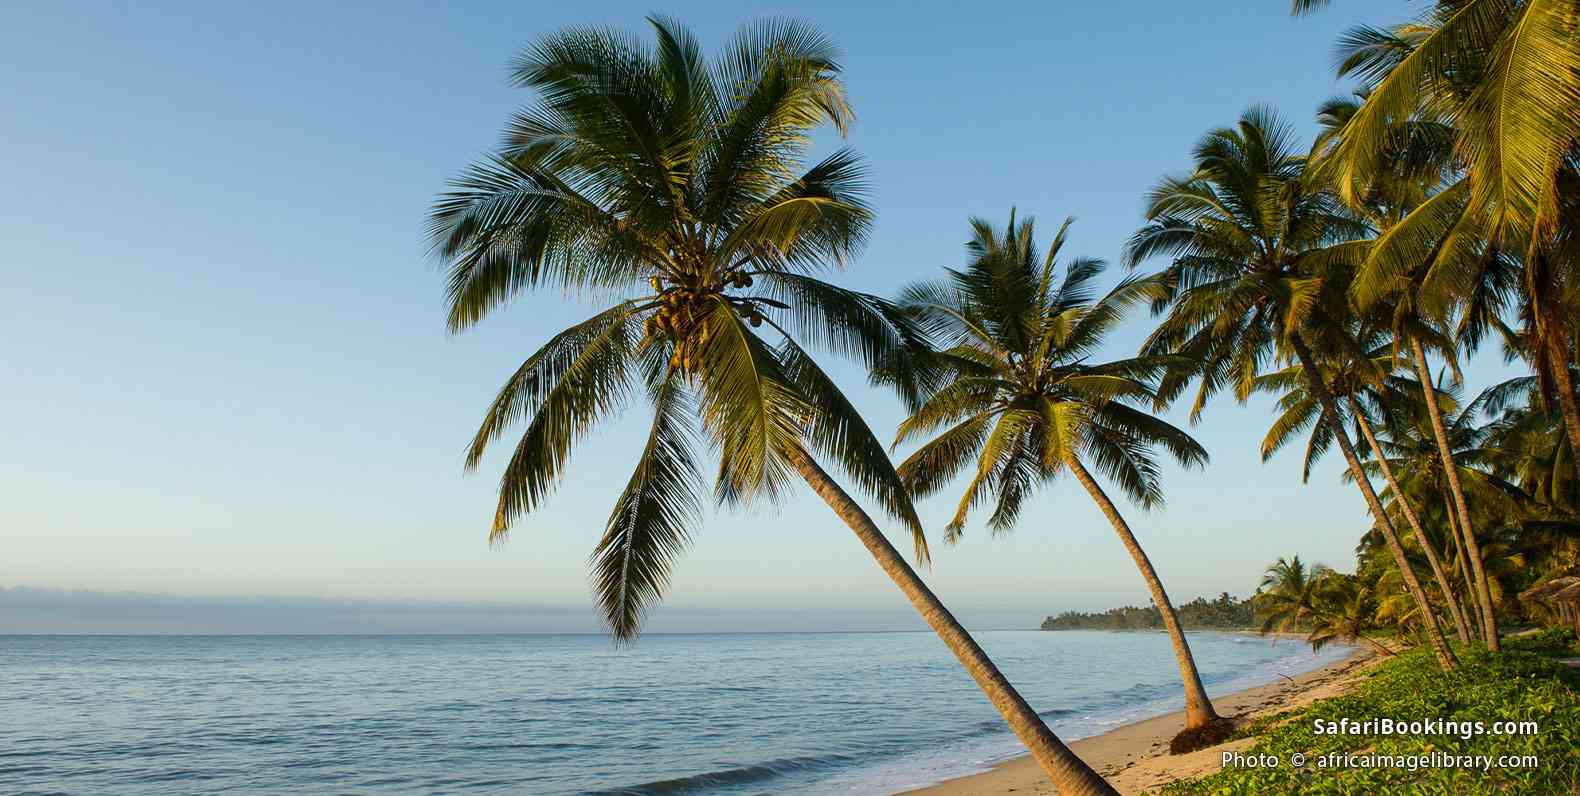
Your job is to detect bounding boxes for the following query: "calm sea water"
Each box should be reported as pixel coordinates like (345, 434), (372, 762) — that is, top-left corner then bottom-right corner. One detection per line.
(2, 631), (1349, 794)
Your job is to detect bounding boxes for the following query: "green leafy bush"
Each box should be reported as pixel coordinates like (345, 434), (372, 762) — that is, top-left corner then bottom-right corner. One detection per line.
(1503, 627), (1579, 657)
(1161, 649), (1580, 795)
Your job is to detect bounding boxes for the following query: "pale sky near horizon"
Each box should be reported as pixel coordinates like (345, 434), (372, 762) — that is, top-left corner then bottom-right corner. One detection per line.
(3, 0), (1518, 633)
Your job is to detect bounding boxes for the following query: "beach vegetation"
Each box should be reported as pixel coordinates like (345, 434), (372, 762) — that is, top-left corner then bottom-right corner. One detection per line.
(1161, 646), (1580, 795)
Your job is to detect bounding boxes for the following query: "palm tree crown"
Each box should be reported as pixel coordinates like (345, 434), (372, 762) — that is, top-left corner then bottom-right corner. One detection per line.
(891, 212), (1207, 538)
(430, 16), (926, 639)
(1301, 0), (1580, 245)
(1306, 572), (1393, 656)
(1254, 555), (1331, 636)
(1123, 107), (1371, 419)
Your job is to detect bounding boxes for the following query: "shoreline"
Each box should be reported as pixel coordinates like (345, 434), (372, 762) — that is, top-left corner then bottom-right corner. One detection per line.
(900, 645), (1378, 795)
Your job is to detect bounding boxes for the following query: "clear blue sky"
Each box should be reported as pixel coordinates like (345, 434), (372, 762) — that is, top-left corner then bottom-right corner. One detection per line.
(3, 0), (1510, 632)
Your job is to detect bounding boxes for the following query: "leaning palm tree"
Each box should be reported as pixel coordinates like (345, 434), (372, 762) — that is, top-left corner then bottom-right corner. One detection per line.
(1306, 571), (1396, 658)
(428, 18), (1114, 794)
(1302, 2), (1580, 487)
(1310, 92), (1508, 650)
(1399, 316), (1505, 650)
(1254, 555), (1331, 638)
(889, 212), (1223, 734)
(1297, 0), (1580, 249)
(1124, 107), (1459, 669)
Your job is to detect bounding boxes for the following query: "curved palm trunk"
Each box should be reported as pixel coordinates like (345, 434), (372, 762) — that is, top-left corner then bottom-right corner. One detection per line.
(1441, 494), (1487, 641)
(1065, 455), (1220, 729)
(1409, 338), (1500, 651)
(1291, 335), (1457, 670)
(783, 445), (1117, 796)
(1347, 397), (1472, 645)
(1545, 332), (1580, 485)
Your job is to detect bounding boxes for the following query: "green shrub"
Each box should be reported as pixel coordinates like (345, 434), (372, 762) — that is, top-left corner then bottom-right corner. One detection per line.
(1503, 627), (1579, 657)
(1160, 649), (1580, 795)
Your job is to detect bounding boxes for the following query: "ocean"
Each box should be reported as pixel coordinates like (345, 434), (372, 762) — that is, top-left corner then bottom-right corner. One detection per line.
(2, 631), (1350, 794)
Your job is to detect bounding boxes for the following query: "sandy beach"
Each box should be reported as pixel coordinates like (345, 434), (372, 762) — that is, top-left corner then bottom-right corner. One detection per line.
(904, 646), (1380, 796)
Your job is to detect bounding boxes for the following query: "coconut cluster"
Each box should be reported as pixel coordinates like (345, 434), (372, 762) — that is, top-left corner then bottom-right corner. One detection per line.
(642, 273), (763, 375)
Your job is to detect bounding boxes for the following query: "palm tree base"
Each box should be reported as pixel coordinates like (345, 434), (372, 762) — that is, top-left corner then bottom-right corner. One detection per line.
(1168, 715), (1238, 754)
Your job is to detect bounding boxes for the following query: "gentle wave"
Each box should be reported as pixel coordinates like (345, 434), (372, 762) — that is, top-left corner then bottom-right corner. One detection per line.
(590, 753), (858, 795)
(0, 631), (1352, 795)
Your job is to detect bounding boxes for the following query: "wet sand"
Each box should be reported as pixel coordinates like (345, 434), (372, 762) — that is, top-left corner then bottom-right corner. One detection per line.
(902, 647), (1379, 795)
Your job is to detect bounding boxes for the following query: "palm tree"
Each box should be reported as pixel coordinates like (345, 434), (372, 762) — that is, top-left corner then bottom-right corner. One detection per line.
(1306, 571), (1395, 658)
(1254, 556), (1330, 637)
(889, 212), (1223, 732)
(1403, 330), (1504, 650)
(1253, 330), (1474, 645)
(1297, 0), (1580, 248)
(1364, 382), (1540, 632)
(1301, 1), (1580, 487)
(1124, 107), (1459, 669)
(1310, 92), (1509, 651)
(427, 19), (1115, 794)
(1482, 378), (1578, 513)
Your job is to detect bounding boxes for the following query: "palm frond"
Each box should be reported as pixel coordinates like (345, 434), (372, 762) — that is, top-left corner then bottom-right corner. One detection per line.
(718, 148), (872, 272)
(896, 412), (996, 498)
(431, 158), (659, 330)
(1082, 424), (1165, 509)
(1093, 402), (1209, 469)
(1320, 0), (1511, 206)
(591, 375), (703, 640)
(986, 436), (1045, 535)
(1455, 0), (1580, 239)
(466, 302), (643, 471)
(945, 409), (1036, 541)
(778, 335), (928, 561)
(756, 271), (929, 402)
(694, 298), (808, 506)
(485, 306), (640, 540)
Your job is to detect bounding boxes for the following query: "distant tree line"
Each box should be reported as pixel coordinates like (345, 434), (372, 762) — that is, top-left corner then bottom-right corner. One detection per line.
(1040, 593), (1257, 631)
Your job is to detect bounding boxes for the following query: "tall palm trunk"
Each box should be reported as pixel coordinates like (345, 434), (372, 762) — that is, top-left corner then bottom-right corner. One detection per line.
(1347, 397), (1472, 645)
(1545, 331), (1580, 485)
(783, 445), (1118, 796)
(1065, 455), (1220, 730)
(1442, 494), (1486, 641)
(1291, 335), (1458, 670)
(1409, 338), (1500, 651)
